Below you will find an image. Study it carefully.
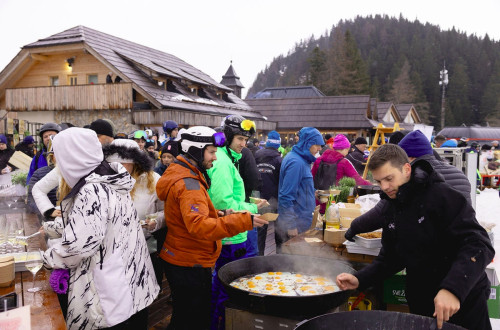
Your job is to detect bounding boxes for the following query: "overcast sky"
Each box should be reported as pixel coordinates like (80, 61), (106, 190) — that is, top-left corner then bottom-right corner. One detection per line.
(1, 0), (499, 98)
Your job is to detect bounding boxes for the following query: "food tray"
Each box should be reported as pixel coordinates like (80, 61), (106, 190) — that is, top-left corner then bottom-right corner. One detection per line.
(354, 234), (382, 249)
(1, 252), (33, 272)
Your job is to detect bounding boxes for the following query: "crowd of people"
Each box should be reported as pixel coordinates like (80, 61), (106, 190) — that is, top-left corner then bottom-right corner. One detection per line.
(0, 118), (499, 330)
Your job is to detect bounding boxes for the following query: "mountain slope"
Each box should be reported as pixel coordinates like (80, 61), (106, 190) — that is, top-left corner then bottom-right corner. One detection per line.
(247, 15), (500, 128)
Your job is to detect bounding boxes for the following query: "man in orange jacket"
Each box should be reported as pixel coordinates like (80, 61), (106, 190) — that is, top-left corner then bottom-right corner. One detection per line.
(156, 126), (267, 330)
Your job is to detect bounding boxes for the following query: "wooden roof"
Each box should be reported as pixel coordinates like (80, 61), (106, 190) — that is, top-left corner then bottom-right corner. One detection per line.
(248, 86), (325, 99)
(8, 25), (264, 120)
(245, 95), (375, 130)
(396, 104), (421, 123)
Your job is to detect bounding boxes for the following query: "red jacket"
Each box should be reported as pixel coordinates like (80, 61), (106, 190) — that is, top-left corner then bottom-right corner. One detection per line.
(311, 149), (371, 186)
(156, 156), (253, 268)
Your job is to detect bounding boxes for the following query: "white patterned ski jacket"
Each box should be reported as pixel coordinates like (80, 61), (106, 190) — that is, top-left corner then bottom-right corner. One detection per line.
(42, 162), (160, 329)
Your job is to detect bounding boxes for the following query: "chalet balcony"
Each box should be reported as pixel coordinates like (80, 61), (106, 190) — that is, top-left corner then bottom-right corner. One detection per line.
(5, 83), (133, 111)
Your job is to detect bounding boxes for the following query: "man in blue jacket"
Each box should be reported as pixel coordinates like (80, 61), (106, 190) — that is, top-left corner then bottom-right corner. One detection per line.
(26, 123), (61, 183)
(255, 130), (283, 255)
(276, 127), (324, 252)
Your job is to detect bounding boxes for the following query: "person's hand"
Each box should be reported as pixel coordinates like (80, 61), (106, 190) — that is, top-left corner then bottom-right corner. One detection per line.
(252, 215), (268, 228)
(51, 209), (62, 218)
(433, 289), (460, 329)
(152, 135), (158, 141)
(145, 218), (157, 231)
(287, 228), (298, 237)
(256, 200), (268, 209)
(1, 166), (11, 174)
(218, 210), (225, 216)
(336, 273), (360, 290)
(314, 190), (320, 200)
(344, 228), (356, 242)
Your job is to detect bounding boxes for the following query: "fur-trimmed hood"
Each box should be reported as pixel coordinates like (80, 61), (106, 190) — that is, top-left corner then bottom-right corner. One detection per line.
(103, 142), (153, 173)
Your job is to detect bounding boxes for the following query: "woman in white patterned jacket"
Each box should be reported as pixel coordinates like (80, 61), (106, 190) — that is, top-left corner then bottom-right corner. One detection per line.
(42, 127), (159, 329)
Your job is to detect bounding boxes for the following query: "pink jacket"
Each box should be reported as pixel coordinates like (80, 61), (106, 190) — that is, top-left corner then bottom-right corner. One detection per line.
(311, 149), (371, 186)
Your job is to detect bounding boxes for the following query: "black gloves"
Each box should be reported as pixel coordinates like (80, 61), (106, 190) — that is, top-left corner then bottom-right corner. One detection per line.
(345, 228), (356, 242)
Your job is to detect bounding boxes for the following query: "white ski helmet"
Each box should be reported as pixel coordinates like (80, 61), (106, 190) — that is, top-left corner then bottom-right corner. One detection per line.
(180, 126), (226, 166)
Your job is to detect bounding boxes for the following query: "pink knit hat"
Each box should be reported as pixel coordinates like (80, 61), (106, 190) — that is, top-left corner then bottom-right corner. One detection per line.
(333, 134), (350, 150)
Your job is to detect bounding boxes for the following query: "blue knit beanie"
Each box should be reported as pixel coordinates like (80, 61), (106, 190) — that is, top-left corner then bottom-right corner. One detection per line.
(23, 136), (34, 144)
(266, 130), (281, 149)
(398, 130), (433, 157)
(0, 134), (7, 145)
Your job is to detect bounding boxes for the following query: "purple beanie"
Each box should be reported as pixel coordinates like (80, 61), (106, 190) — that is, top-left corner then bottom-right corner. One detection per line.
(333, 134), (350, 150)
(398, 130), (433, 157)
(23, 136), (34, 144)
(0, 135), (7, 145)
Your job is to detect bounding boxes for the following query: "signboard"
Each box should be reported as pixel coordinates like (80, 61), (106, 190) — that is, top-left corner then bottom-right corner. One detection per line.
(18, 120), (25, 135)
(413, 124), (434, 141)
(6, 118), (13, 135)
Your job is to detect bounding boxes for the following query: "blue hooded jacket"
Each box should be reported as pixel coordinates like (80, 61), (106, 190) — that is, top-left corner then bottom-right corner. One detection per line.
(26, 149), (48, 184)
(277, 127), (324, 233)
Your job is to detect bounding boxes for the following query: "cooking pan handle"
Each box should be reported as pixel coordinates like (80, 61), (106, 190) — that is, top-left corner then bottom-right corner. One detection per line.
(248, 292), (266, 313)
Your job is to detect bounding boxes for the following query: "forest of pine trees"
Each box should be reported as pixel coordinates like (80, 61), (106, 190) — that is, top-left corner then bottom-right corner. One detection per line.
(247, 15), (500, 129)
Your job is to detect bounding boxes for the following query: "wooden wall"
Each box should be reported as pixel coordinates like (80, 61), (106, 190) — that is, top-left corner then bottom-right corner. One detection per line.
(6, 83), (133, 111)
(133, 109), (276, 131)
(14, 52), (111, 88)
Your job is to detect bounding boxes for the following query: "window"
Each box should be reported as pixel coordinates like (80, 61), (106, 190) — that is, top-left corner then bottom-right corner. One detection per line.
(49, 76), (59, 86)
(68, 75), (78, 86)
(87, 74), (98, 85)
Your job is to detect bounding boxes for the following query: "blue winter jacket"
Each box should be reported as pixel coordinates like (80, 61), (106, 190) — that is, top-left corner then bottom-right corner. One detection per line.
(277, 127), (324, 233)
(26, 150), (48, 184)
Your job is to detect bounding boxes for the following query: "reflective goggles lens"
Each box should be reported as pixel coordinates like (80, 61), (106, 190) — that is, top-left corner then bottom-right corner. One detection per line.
(241, 119), (256, 132)
(213, 132), (226, 147)
(134, 130), (147, 140)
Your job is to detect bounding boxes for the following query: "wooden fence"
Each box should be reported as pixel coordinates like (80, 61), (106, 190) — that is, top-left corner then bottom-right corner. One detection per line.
(5, 83), (133, 111)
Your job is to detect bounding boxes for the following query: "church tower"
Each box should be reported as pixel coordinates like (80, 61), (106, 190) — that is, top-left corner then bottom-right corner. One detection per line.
(220, 61), (244, 98)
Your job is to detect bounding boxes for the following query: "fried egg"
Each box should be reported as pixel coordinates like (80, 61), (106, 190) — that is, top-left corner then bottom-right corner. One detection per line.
(230, 272), (339, 296)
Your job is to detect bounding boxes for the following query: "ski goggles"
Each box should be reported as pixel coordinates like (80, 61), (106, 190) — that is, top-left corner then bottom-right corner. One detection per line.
(182, 132), (226, 147)
(241, 119), (256, 133)
(133, 130), (148, 140)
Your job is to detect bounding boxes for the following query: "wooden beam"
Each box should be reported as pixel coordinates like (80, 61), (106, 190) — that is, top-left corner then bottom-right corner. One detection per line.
(29, 54), (49, 61)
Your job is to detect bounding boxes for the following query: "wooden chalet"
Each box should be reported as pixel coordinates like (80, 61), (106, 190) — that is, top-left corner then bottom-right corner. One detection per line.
(0, 26), (275, 133)
(246, 86), (423, 144)
(396, 104), (421, 125)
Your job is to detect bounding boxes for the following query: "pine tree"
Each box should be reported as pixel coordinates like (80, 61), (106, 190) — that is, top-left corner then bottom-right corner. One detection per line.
(481, 59), (500, 124)
(307, 46), (327, 89)
(446, 57), (472, 125)
(387, 59), (418, 104)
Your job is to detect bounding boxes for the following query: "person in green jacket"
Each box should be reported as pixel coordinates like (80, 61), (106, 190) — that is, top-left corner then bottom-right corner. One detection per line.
(208, 115), (267, 330)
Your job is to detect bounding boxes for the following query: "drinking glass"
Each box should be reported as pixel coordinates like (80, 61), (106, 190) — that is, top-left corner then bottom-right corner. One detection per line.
(6, 217), (23, 252)
(26, 250), (43, 293)
(0, 215), (7, 254)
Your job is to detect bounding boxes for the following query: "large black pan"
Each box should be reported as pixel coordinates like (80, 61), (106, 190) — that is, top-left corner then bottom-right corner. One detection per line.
(295, 311), (465, 329)
(356, 185), (381, 196)
(218, 254), (355, 318)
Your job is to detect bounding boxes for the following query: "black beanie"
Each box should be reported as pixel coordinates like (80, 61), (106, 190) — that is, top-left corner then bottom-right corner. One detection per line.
(354, 137), (368, 145)
(145, 140), (155, 149)
(389, 131), (407, 145)
(89, 119), (114, 138)
(161, 140), (179, 157)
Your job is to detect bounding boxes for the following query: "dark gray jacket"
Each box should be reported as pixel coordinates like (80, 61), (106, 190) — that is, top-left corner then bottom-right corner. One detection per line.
(346, 154), (472, 239)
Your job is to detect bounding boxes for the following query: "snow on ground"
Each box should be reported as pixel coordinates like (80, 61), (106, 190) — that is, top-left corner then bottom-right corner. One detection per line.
(475, 188), (500, 329)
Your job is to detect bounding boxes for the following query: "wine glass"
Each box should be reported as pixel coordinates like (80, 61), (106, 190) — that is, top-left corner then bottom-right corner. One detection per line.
(0, 215), (7, 254)
(26, 250), (43, 293)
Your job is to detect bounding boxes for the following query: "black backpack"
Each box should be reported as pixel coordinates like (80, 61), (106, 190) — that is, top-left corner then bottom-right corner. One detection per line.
(314, 160), (340, 190)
